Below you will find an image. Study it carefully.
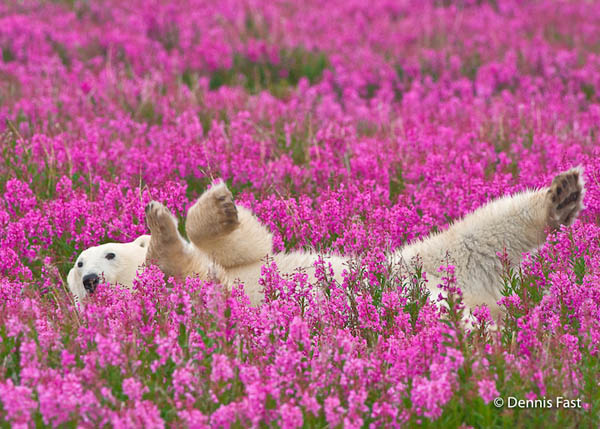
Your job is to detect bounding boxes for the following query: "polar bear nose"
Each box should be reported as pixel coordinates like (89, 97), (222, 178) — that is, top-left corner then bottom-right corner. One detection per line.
(82, 273), (100, 294)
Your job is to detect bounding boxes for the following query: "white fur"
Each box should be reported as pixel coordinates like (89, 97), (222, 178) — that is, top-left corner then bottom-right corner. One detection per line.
(393, 189), (549, 318)
(67, 235), (150, 303)
(207, 190), (546, 317)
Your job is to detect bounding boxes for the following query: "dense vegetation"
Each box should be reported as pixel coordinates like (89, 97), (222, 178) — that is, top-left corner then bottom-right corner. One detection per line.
(0, 0), (599, 427)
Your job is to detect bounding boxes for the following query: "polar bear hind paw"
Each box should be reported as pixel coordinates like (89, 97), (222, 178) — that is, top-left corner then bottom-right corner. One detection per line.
(186, 182), (240, 245)
(212, 185), (239, 233)
(547, 167), (585, 228)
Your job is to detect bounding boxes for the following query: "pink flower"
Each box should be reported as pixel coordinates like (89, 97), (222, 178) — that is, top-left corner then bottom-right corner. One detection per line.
(324, 395), (344, 426)
(279, 402), (303, 428)
(411, 372), (454, 419)
(123, 378), (147, 402)
(211, 354), (234, 383)
(472, 305), (493, 325)
(477, 379), (499, 404)
(0, 380), (36, 426)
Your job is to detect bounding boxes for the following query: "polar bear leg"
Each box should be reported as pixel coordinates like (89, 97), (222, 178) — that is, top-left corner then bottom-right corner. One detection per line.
(186, 182), (273, 268)
(145, 201), (225, 282)
(397, 167), (585, 320)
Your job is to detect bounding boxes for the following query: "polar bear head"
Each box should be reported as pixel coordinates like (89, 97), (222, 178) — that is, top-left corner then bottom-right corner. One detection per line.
(66, 235), (150, 303)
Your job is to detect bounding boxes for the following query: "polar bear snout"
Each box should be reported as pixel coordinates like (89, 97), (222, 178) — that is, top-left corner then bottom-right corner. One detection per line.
(82, 273), (100, 294)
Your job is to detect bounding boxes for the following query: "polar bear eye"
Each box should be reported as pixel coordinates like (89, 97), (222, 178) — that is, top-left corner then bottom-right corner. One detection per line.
(77, 261), (83, 268)
(106, 252), (116, 260)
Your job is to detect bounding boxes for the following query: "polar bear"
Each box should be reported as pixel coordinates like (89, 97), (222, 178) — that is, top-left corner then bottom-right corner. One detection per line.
(67, 168), (585, 318)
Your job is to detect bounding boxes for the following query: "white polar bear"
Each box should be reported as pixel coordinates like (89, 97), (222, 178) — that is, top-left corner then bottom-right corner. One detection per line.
(67, 168), (585, 318)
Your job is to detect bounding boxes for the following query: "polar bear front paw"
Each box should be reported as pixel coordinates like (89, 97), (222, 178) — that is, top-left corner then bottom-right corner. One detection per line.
(145, 201), (180, 244)
(145, 201), (188, 277)
(546, 167), (585, 229)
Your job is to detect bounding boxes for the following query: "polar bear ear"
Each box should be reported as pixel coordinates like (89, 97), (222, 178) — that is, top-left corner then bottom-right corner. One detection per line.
(133, 234), (150, 248)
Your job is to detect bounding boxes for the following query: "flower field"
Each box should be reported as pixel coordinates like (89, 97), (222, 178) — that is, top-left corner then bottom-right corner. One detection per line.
(1, 0), (600, 427)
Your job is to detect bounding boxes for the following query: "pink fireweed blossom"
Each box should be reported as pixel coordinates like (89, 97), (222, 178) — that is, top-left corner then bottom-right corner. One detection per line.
(477, 378), (499, 404)
(411, 371), (454, 420)
(0, 380), (36, 427)
(279, 402), (303, 428)
(210, 354), (234, 383)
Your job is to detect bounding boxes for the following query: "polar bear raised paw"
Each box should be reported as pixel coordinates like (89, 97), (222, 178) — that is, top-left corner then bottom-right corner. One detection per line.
(145, 201), (179, 241)
(185, 182), (240, 246)
(546, 167), (585, 229)
(145, 201), (188, 278)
